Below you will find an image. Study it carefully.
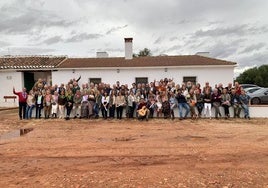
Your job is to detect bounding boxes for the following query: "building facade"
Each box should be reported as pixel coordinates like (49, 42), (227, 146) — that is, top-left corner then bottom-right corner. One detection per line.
(0, 38), (236, 107)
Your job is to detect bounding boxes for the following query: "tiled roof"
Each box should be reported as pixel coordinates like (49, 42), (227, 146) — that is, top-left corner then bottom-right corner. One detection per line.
(0, 55), (236, 70)
(0, 56), (67, 69)
(59, 55), (236, 68)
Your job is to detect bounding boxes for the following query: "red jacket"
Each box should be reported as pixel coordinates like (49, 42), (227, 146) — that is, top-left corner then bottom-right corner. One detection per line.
(13, 90), (28, 103)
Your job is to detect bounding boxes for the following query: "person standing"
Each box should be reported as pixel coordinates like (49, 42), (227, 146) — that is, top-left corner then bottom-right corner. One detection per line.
(203, 89), (212, 119)
(25, 90), (35, 119)
(51, 91), (59, 118)
(13, 87), (28, 120)
(65, 91), (74, 120)
(35, 91), (44, 119)
(43, 90), (52, 119)
(58, 90), (66, 119)
(73, 90), (83, 119)
(127, 90), (136, 118)
(187, 89), (197, 119)
(101, 92), (110, 119)
(115, 92), (125, 120)
(211, 89), (222, 119)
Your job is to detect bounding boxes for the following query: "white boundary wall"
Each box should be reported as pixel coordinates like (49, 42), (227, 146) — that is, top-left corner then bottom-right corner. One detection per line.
(1, 104), (267, 118)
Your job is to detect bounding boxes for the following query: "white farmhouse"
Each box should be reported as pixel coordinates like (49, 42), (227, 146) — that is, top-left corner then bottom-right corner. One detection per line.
(1, 38), (236, 107)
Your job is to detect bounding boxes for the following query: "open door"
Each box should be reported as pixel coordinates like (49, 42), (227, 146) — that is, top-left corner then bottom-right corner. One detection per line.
(24, 72), (35, 92)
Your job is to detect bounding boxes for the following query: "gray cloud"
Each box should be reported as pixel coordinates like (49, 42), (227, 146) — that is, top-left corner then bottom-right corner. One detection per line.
(102, 48), (124, 52)
(0, 47), (55, 55)
(169, 36), (178, 41)
(240, 43), (266, 54)
(42, 36), (64, 45)
(65, 33), (103, 43)
(0, 2), (74, 35)
(167, 44), (182, 52)
(0, 40), (10, 47)
(154, 36), (165, 44)
(106, 25), (128, 35)
(237, 52), (268, 68)
(194, 25), (268, 38)
(195, 39), (246, 59)
(40, 33), (103, 45)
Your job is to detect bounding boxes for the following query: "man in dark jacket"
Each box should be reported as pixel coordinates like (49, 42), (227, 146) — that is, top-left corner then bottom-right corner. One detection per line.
(176, 89), (190, 120)
(230, 88), (242, 118)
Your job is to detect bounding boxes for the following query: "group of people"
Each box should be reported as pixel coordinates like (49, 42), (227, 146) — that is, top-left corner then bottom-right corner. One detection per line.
(13, 77), (251, 121)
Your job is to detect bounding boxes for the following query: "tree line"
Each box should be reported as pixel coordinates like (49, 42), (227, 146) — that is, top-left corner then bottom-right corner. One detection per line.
(236, 65), (268, 87)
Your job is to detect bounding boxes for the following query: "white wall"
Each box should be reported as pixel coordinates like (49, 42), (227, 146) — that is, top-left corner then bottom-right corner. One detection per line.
(52, 66), (234, 87)
(0, 71), (23, 107)
(10, 105), (268, 118)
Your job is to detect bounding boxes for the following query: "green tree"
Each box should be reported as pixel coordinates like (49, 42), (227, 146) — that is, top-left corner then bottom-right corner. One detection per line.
(236, 65), (268, 87)
(133, 48), (152, 57)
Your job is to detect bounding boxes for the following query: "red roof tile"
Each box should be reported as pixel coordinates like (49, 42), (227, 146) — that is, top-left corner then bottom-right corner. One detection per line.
(59, 55), (236, 68)
(0, 55), (236, 70)
(0, 56), (67, 69)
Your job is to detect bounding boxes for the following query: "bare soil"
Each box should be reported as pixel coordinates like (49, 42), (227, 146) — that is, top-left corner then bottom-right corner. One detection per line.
(0, 109), (267, 187)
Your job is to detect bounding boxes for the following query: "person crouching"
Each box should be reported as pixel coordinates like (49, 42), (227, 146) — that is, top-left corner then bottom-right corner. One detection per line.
(137, 98), (150, 121)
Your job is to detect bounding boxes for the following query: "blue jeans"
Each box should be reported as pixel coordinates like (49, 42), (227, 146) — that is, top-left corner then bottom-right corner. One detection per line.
(178, 103), (190, 118)
(242, 104), (249, 118)
(94, 104), (100, 117)
(26, 104), (35, 119)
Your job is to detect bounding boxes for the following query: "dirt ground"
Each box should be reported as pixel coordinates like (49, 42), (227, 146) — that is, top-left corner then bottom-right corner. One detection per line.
(0, 109), (267, 188)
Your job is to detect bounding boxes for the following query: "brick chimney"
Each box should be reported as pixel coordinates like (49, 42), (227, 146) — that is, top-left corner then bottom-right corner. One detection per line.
(124, 38), (133, 60)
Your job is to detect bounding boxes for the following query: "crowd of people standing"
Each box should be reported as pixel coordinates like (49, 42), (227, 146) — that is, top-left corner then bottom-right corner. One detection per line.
(13, 77), (251, 121)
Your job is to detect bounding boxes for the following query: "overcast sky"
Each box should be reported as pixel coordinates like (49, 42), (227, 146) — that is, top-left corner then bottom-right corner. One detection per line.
(0, 0), (267, 76)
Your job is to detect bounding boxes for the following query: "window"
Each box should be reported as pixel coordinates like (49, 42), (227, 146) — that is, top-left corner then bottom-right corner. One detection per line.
(183, 76), (196, 85)
(135, 77), (148, 84)
(89, 78), (101, 85)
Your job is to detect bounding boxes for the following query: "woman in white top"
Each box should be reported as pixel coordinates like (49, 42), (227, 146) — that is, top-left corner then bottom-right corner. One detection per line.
(115, 92), (125, 119)
(127, 90), (136, 118)
(26, 90), (35, 119)
(51, 91), (59, 118)
(101, 91), (110, 119)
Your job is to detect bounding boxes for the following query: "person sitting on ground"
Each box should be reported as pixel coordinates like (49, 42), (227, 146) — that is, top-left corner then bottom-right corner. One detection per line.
(137, 98), (150, 121)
